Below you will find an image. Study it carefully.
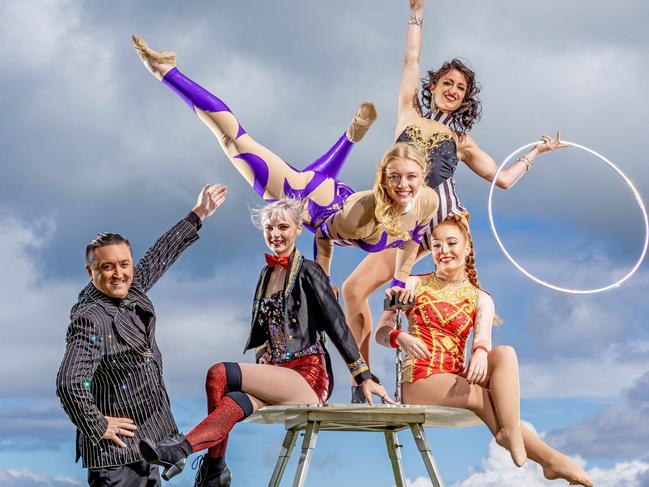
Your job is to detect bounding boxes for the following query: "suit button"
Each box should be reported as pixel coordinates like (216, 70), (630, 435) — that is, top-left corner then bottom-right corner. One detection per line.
(288, 335), (293, 340)
(291, 318), (297, 323)
(296, 300), (300, 306)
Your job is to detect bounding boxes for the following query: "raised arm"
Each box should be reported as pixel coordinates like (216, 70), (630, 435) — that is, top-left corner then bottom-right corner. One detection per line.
(396, 0), (426, 134)
(134, 184), (227, 291)
(460, 132), (565, 190)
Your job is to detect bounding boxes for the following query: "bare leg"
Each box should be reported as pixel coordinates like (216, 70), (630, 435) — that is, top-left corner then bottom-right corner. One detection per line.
(342, 249), (397, 366)
(185, 363), (320, 456)
(239, 363), (320, 405)
(132, 37), (375, 210)
(342, 246), (429, 369)
(403, 373), (592, 486)
(487, 346), (526, 466)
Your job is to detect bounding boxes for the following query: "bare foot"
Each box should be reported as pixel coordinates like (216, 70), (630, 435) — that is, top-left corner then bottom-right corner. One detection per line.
(346, 101), (378, 143)
(495, 427), (527, 467)
(543, 456), (592, 486)
(132, 35), (176, 80)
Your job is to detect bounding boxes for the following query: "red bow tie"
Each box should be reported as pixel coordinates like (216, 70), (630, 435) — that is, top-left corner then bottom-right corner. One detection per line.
(265, 253), (290, 268)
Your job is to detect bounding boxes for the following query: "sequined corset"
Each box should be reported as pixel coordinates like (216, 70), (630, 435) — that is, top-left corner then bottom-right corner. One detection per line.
(396, 124), (460, 189)
(259, 291), (324, 364)
(402, 273), (478, 382)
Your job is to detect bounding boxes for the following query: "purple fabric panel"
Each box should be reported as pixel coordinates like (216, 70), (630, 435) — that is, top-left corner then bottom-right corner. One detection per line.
(410, 221), (428, 244)
(236, 124), (247, 139)
(233, 153), (269, 199)
(162, 67), (231, 113)
(350, 231), (391, 252)
(302, 133), (353, 179)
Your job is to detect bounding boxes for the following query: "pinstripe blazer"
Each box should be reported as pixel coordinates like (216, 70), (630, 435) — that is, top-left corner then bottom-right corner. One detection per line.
(56, 215), (200, 468)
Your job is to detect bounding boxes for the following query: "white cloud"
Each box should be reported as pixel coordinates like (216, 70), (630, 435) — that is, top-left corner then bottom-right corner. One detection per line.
(447, 426), (649, 487)
(0, 468), (82, 487)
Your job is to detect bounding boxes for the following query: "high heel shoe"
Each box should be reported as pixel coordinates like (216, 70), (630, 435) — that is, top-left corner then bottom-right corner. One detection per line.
(139, 433), (192, 481)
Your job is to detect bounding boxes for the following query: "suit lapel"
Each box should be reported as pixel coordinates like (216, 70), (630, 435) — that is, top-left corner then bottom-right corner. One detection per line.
(283, 249), (303, 307)
(83, 284), (150, 354)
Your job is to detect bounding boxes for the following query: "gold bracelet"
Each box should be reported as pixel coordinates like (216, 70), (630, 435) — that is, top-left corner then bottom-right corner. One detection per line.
(408, 15), (424, 27)
(518, 155), (534, 171)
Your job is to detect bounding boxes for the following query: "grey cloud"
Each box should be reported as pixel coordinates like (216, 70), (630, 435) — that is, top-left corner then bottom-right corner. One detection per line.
(3, 0), (648, 285)
(0, 402), (71, 452)
(546, 369), (649, 458)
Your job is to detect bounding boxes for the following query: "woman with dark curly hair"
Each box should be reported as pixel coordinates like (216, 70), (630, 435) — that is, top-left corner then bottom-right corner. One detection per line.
(343, 0), (565, 402)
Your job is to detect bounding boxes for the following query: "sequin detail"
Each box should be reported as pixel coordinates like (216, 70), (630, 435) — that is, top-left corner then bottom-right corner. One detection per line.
(275, 354), (329, 403)
(347, 357), (370, 378)
(402, 274), (478, 383)
(259, 291), (324, 363)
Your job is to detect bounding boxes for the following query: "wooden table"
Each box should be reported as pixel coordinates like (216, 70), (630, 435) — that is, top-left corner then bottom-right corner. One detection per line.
(245, 404), (481, 487)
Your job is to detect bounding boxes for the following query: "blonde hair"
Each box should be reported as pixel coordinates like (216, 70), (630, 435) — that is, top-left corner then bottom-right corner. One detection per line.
(435, 214), (502, 325)
(373, 142), (428, 238)
(251, 198), (304, 229)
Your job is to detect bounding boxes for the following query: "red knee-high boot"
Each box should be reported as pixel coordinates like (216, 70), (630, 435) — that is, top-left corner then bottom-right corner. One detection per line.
(203, 362), (242, 458)
(187, 392), (254, 486)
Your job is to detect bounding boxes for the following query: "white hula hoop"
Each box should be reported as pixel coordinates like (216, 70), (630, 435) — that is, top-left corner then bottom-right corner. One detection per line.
(487, 141), (648, 294)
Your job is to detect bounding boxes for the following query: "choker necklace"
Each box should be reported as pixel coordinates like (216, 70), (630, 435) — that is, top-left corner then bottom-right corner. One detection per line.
(432, 109), (453, 127)
(433, 272), (468, 284)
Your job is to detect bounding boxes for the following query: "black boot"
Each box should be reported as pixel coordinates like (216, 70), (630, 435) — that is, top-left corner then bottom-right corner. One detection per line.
(192, 455), (232, 487)
(139, 433), (192, 481)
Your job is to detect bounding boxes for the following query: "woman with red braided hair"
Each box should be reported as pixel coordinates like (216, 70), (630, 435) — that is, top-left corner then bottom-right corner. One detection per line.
(376, 215), (592, 486)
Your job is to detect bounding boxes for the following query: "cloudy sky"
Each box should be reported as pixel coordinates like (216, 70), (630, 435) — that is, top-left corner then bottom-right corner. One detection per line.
(2, 0), (649, 485)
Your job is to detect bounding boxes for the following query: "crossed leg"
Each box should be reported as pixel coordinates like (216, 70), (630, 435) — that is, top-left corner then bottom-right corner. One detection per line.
(402, 346), (592, 486)
(186, 362), (320, 456)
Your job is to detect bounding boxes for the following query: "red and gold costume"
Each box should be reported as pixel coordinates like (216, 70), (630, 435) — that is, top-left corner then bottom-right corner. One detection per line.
(402, 273), (478, 383)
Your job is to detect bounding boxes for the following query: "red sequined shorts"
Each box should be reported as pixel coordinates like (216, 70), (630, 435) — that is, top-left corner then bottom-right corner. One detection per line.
(275, 354), (330, 404)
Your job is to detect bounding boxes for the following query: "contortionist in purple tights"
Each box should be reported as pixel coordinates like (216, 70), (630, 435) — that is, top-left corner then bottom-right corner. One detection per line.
(132, 36), (439, 290)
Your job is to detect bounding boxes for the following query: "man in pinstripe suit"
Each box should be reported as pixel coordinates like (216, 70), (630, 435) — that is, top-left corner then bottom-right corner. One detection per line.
(56, 184), (227, 486)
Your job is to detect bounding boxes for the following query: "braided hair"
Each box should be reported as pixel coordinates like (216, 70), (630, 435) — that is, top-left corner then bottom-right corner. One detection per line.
(436, 214), (501, 324)
(441, 214), (480, 289)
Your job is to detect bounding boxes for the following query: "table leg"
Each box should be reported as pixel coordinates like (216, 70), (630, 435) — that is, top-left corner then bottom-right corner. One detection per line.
(292, 421), (320, 487)
(269, 428), (298, 487)
(410, 423), (445, 487)
(384, 431), (406, 487)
